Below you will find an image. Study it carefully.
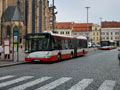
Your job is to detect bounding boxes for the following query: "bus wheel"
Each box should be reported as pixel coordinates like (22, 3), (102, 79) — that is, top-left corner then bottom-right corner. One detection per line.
(58, 54), (61, 61)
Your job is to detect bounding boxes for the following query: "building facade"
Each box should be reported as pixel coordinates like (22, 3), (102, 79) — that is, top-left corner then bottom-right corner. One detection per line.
(27, 0), (50, 33)
(91, 24), (101, 44)
(55, 22), (73, 36)
(72, 23), (93, 42)
(0, 0), (51, 46)
(101, 21), (120, 45)
(0, 0), (52, 49)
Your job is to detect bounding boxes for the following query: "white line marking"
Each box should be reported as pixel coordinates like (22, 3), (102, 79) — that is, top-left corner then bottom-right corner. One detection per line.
(0, 75), (14, 81)
(68, 79), (93, 90)
(98, 80), (116, 90)
(35, 77), (72, 90)
(8, 77), (52, 90)
(0, 76), (33, 88)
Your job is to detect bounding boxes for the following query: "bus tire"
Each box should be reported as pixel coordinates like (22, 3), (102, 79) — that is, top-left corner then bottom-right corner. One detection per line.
(58, 54), (61, 61)
(83, 50), (85, 56)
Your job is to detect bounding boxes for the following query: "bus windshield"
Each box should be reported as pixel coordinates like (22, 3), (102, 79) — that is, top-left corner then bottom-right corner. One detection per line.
(28, 38), (51, 52)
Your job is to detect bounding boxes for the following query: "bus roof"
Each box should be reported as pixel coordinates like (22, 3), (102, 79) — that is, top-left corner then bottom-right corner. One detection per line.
(26, 31), (87, 40)
(45, 31), (87, 40)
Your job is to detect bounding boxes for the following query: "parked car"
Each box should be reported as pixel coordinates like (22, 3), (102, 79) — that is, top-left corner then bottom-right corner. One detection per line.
(95, 44), (101, 47)
(91, 43), (96, 47)
(91, 43), (101, 48)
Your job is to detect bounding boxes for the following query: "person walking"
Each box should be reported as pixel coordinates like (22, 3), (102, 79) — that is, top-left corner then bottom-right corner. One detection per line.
(0, 45), (3, 59)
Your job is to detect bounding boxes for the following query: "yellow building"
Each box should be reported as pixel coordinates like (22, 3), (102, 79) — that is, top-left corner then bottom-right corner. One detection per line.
(91, 24), (101, 44)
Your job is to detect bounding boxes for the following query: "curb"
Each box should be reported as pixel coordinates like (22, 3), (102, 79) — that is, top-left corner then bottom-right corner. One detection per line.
(0, 62), (26, 68)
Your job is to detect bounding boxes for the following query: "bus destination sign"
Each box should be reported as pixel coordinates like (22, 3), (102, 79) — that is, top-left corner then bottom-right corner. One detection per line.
(30, 36), (45, 39)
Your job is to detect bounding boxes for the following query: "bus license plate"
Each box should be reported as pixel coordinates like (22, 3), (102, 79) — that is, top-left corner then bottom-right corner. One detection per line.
(34, 60), (40, 62)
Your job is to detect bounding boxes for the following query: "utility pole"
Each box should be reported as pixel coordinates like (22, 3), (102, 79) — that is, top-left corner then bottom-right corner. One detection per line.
(52, 0), (55, 32)
(100, 17), (102, 46)
(1, 0), (5, 45)
(25, 0), (28, 50)
(85, 7), (90, 41)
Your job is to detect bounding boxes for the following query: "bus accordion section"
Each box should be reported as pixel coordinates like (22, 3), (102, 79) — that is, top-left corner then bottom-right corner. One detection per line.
(25, 32), (88, 62)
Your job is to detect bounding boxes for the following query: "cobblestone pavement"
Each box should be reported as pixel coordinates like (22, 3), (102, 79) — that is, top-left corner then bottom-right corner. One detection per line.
(0, 49), (119, 90)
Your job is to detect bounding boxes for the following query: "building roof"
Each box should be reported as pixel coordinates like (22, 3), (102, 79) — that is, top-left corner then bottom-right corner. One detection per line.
(102, 21), (120, 28)
(72, 23), (93, 32)
(2, 6), (22, 22)
(55, 22), (73, 29)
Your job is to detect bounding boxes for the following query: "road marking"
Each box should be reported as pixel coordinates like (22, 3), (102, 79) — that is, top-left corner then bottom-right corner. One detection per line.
(68, 79), (93, 90)
(35, 77), (72, 90)
(0, 76), (33, 88)
(8, 77), (52, 90)
(98, 80), (116, 90)
(0, 75), (15, 81)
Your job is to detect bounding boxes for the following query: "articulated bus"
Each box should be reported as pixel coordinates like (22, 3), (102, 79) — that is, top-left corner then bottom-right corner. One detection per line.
(25, 32), (88, 62)
(99, 41), (116, 50)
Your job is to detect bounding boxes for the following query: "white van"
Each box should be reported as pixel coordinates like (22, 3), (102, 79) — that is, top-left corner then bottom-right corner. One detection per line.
(88, 42), (92, 48)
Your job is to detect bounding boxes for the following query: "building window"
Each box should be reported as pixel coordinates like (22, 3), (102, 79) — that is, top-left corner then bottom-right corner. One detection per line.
(115, 32), (119, 35)
(111, 32), (113, 35)
(102, 32), (105, 35)
(55, 31), (58, 34)
(60, 32), (64, 34)
(115, 37), (119, 40)
(93, 37), (95, 40)
(66, 31), (70, 35)
(97, 32), (99, 35)
(106, 32), (109, 35)
(111, 37), (113, 40)
(74, 33), (77, 35)
(6, 25), (11, 37)
(107, 37), (109, 40)
(68, 32), (70, 34)
(102, 37), (105, 40)
(97, 37), (99, 40)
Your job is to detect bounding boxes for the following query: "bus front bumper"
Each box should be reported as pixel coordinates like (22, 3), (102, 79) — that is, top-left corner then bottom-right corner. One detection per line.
(25, 55), (58, 62)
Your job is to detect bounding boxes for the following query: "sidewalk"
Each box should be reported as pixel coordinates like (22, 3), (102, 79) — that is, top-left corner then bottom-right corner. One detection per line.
(0, 47), (99, 68)
(0, 60), (26, 68)
(0, 48), (26, 68)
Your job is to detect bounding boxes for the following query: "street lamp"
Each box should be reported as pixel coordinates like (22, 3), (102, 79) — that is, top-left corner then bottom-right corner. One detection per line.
(85, 7), (90, 41)
(52, 0), (58, 32)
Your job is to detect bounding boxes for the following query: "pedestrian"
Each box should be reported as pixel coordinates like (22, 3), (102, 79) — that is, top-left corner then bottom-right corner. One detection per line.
(0, 45), (3, 59)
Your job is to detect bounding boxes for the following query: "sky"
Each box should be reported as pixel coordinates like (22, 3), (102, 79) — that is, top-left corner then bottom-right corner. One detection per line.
(49, 0), (120, 24)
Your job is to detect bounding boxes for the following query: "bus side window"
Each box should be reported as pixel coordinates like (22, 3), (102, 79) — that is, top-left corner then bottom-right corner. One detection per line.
(52, 38), (58, 50)
(68, 40), (73, 49)
(57, 39), (62, 50)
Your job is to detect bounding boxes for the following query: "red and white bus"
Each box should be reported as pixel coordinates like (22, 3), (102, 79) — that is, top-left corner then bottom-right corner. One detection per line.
(25, 31), (88, 62)
(99, 41), (116, 50)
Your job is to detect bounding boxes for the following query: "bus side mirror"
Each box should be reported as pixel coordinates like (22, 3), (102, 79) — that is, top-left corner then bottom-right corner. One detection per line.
(25, 50), (28, 53)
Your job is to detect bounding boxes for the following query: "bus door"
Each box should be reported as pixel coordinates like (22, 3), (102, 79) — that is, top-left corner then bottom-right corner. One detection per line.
(74, 38), (77, 57)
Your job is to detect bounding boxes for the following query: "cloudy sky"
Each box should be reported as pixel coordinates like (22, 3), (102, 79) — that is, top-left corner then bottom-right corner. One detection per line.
(49, 0), (120, 24)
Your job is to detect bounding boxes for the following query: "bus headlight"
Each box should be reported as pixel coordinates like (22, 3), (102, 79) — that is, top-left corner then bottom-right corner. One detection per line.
(26, 53), (30, 57)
